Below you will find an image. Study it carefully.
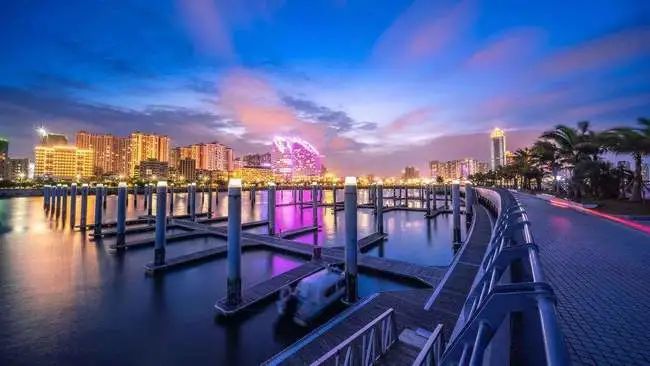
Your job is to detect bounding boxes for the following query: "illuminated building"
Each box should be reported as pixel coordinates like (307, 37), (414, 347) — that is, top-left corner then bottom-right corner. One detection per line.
(430, 158), (488, 181)
(138, 159), (169, 180)
(243, 153), (272, 168)
(0, 137), (8, 180)
(402, 166), (419, 180)
(34, 145), (94, 179)
(128, 132), (170, 177)
(40, 132), (68, 147)
(231, 166), (274, 183)
(75, 131), (129, 176)
(6, 158), (30, 181)
(172, 142), (233, 172)
(178, 158), (196, 182)
(490, 128), (506, 170)
(271, 136), (322, 181)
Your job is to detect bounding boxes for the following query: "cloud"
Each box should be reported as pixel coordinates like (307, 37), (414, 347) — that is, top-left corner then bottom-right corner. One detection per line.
(176, 0), (235, 61)
(539, 27), (650, 76)
(372, 0), (476, 64)
(282, 95), (377, 132)
(466, 29), (543, 69)
(382, 107), (435, 132)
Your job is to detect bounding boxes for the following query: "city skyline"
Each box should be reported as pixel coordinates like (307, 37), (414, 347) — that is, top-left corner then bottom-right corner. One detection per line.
(1, 1), (648, 175)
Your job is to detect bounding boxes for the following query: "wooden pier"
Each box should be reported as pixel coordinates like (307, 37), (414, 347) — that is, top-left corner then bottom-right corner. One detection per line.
(278, 225), (318, 239)
(214, 261), (330, 316)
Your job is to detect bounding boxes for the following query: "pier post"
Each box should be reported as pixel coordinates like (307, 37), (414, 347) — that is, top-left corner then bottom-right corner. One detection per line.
(452, 182), (461, 244)
(207, 184), (213, 217)
(376, 181), (384, 235)
(70, 183), (77, 228)
(190, 182), (197, 221)
(344, 176), (358, 303)
(55, 184), (62, 214)
(169, 184), (174, 215)
(154, 181), (168, 265)
(133, 185), (138, 208)
(61, 185), (68, 215)
(268, 182), (276, 235)
(43, 185), (50, 209)
(311, 182), (318, 228)
(144, 184), (149, 210)
(186, 183), (191, 214)
(80, 184), (88, 230)
(227, 179), (242, 305)
(50, 184), (56, 210)
(332, 185), (337, 213)
(445, 184), (450, 209)
(116, 182), (127, 248)
(465, 183), (474, 219)
(103, 186), (107, 210)
(251, 185), (256, 206)
(426, 183), (432, 217)
(405, 185), (409, 207)
(94, 184), (103, 237)
(215, 183), (219, 205)
(147, 183), (154, 216)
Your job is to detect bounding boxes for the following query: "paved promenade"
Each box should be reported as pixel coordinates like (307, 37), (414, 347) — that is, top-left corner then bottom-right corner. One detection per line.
(514, 192), (650, 365)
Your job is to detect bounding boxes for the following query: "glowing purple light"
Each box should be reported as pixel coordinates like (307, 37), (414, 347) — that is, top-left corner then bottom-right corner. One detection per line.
(271, 136), (322, 180)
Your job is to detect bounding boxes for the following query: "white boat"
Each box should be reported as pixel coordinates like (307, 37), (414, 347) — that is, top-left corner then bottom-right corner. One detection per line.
(277, 267), (346, 326)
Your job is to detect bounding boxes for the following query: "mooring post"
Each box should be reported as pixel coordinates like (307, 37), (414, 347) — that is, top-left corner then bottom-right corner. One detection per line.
(227, 178), (242, 305)
(444, 184), (449, 209)
(344, 176), (358, 303)
(43, 185), (50, 209)
(80, 184), (88, 230)
(207, 184), (213, 217)
(332, 184), (337, 208)
(144, 184), (149, 210)
(103, 186), (107, 210)
(50, 184), (56, 210)
(377, 181), (384, 235)
(251, 185), (256, 206)
(154, 181), (167, 265)
(133, 185), (138, 208)
(452, 182), (461, 244)
(268, 182), (276, 235)
(61, 184), (68, 215)
(190, 182), (197, 221)
(186, 183), (191, 214)
(55, 184), (62, 214)
(311, 182), (318, 228)
(465, 183), (474, 219)
(116, 182), (127, 248)
(94, 184), (103, 237)
(169, 183), (174, 215)
(148, 183), (154, 216)
(69, 183), (77, 228)
(426, 183), (432, 217)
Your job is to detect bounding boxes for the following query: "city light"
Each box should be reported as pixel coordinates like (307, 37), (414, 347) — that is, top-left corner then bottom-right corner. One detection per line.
(271, 136), (323, 181)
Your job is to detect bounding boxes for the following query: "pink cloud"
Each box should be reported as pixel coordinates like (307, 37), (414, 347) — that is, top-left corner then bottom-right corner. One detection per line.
(539, 27), (650, 76)
(466, 29), (543, 69)
(383, 107), (435, 132)
(176, 0), (235, 60)
(372, 0), (475, 64)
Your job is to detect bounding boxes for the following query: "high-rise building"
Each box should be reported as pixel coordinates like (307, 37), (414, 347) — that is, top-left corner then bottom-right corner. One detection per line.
(172, 142), (233, 172)
(75, 131), (129, 176)
(0, 137), (8, 181)
(6, 158), (29, 181)
(138, 159), (169, 180)
(402, 166), (420, 180)
(34, 145), (94, 179)
(243, 153), (272, 168)
(178, 158), (196, 182)
(128, 132), (170, 177)
(490, 128), (506, 170)
(430, 158), (487, 182)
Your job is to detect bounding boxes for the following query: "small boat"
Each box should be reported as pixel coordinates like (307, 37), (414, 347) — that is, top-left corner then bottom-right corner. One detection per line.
(277, 266), (346, 326)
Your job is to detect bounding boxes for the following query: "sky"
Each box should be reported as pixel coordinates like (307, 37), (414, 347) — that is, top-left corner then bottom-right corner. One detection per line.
(0, 0), (649, 175)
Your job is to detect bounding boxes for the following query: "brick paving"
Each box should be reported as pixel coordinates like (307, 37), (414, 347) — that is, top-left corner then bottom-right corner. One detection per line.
(513, 193), (650, 365)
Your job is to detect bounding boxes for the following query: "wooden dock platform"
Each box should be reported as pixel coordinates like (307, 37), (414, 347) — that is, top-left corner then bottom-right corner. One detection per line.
(144, 243), (229, 274)
(214, 261), (329, 316)
(278, 225), (318, 239)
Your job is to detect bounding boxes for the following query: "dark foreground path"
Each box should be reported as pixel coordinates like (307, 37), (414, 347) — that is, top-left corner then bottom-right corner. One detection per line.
(514, 192), (650, 365)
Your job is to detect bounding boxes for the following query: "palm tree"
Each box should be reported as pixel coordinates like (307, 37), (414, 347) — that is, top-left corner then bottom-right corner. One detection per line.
(602, 118), (650, 202)
(532, 140), (561, 192)
(540, 121), (602, 200)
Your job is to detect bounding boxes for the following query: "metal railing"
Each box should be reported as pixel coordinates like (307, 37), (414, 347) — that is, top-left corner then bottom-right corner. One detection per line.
(438, 189), (569, 365)
(311, 308), (397, 366)
(412, 324), (444, 366)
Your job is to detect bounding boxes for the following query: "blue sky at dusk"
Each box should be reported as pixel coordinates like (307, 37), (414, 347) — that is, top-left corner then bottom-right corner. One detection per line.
(1, 0), (649, 175)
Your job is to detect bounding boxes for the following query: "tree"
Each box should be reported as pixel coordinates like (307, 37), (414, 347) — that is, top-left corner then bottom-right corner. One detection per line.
(602, 118), (650, 202)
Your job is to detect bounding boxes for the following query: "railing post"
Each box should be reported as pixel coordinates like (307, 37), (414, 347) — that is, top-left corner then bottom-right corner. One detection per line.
(80, 184), (88, 231)
(344, 176), (358, 303)
(227, 178), (242, 305)
(154, 181), (167, 265)
(268, 182), (276, 235)
(116, 182), (127, 248)
(94, 184), (103, 237)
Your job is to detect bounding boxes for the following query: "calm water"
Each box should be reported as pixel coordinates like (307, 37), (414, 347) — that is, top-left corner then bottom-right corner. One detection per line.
(0, 191), (440, 365)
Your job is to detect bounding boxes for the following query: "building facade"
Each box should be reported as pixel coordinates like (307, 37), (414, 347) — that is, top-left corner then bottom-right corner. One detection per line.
(40, 133), (68, 147)
(128, 132), (170, 177)
(6, 158), (29, 181)
(137, 159), (169, 180)
(490, 128), (506, 170)
(178, 158), (196, 182)
(271, 136), (322, 181)
(75, 131), (129, 176)
(0, 137), (8, 181)
(34, 145), (94, 179)
(243, 153), (272, 168)
(430, 158), (487, 182)
(402, 166), (420, 180)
